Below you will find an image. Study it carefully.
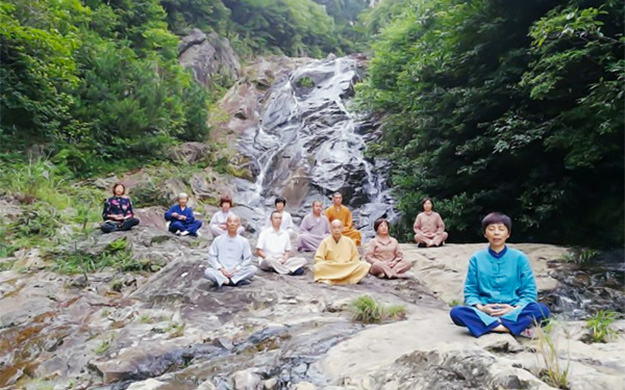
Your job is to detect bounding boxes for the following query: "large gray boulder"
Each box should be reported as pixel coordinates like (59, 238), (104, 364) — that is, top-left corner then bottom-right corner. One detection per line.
(178, 29), (241, 88)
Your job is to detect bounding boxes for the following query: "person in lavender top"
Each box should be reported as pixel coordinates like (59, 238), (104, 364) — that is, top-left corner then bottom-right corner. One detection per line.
(297, 200), (331, 252)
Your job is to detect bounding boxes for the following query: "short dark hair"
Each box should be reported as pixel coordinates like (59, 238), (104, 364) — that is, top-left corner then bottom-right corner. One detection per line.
(275, 197), (286, 206)
(219, 196), (232, 207)
(374, 218), (389, 233)
(112, 182), (126, 195)
(481, 212), (512, 233)
(421, 197), (433, 209)
(270, 210), (282, 219)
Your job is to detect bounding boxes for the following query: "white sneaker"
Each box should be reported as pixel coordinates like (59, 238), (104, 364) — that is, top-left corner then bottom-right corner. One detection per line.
(175, 231), (181, 236)
(180, 231), (190, 236)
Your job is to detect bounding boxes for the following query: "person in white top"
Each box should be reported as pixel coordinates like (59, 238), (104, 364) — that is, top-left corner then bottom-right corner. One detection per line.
(210, 196), (244, 237)
(256, 211), (307, 275)
(263, 197), (297, 239)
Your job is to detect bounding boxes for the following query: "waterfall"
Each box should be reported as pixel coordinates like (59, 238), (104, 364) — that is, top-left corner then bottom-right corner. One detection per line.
(234, 55), (396, 237)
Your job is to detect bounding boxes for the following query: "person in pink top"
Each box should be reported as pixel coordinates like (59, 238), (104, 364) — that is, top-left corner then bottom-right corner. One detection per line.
(365, 218), (412, 279)
(413, 197), (449, 247)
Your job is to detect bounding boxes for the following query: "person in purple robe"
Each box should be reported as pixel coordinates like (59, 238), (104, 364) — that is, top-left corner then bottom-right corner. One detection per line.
(297, 200), (331, 252)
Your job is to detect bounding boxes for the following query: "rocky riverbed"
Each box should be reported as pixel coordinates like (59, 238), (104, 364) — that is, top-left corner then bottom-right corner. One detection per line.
(1, 222), (623, 390)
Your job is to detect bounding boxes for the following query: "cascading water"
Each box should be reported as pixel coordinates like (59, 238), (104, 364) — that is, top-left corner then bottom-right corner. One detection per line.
(233, 55), (396, 237)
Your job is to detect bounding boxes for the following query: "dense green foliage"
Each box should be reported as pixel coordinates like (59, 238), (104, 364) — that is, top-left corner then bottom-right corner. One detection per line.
(360, 0), (624, 247)
(1, 0), (212, 175)
(161, 0), (366, 57)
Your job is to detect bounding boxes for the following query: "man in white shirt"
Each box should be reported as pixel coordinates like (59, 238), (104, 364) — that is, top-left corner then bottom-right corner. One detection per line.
(204, 214), (256, 287)
(263, 197), (297, 239)
(257, 211), (307, 275)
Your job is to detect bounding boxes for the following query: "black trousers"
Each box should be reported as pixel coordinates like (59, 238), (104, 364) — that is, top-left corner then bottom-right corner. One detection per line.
(100, 218), (140, 233)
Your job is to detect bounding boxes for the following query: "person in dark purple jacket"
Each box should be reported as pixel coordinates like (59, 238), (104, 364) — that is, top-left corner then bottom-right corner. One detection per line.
(101, 183), (140, 233)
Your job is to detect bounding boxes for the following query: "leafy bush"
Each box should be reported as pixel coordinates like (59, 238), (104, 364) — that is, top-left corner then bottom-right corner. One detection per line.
(11, 204), (61, 240)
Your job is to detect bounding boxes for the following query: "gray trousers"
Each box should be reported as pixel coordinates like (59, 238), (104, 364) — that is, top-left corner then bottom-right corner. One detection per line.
(259, 256), (307, 275)
(204, 265), (257, 286)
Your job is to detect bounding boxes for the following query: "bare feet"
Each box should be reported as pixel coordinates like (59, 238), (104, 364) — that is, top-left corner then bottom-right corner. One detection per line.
(492, 324), (511, 333)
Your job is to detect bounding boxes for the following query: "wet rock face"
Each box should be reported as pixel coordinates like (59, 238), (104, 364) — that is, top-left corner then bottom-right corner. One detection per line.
(234, 56), (396, 236)
(179, 29), (241, 88)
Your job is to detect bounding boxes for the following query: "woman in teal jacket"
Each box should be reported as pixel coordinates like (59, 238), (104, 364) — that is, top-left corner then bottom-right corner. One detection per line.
(450, 212), (550, 337)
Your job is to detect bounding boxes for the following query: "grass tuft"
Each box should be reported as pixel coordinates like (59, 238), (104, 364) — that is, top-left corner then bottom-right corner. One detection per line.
(348, 295), (407, 324)
(534, 320), (570, 389)
(586, 310), (617, 343)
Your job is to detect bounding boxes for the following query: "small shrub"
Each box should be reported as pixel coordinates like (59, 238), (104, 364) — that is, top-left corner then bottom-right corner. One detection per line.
(449, 299), (462, 307)
(94, 335), (114, 354)
(52, 237), (147, 274)
(165, 322), (185, 338)
(561, 248), (600, 264)
(11, 204), (60, 239)
(110, 279), (123, 292)
(535, 320), (570, 389)
(107, 237), (128, 252)
(0, 260), (16, 271)
(139, 314), (154, 324)
(132, 180), (172, 208)
(386, 305), (407, 320)
(295, 76), (315, 88)
(586, 311), (617, 343)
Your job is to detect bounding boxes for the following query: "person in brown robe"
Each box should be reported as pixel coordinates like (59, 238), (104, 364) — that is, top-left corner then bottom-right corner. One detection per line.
(324, 192), (362, 246)
(413, 197), (449, 247)
(365, 218), (412, 278)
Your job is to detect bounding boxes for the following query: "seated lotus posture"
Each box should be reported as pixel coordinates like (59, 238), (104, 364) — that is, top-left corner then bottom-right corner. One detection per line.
(204, 214), (257, 287)
(365, 218), (412, 279)
(324, 192), (362, 246)
(263, 197), (297, 239)
(413, 197), (448, 247)
(313, 219), (371, 285)
(256, 211), (307, 275)
(210, 196), (244, 237)
(297, 200), (331, 252)
(101, 183), (140, 233)
(450, 213), (550, 338)
(164, 193), (202, 236)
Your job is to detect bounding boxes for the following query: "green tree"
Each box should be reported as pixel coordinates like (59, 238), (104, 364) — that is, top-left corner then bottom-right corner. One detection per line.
(360, 0), (624, 247)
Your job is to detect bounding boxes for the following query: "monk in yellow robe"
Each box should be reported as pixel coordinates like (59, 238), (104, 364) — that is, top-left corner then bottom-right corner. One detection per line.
(314, 220), (371, 285)
(324, 192), (363, 246)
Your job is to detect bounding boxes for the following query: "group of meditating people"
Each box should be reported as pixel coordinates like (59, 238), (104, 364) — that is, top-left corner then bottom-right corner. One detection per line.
(99, 184), (550, 338)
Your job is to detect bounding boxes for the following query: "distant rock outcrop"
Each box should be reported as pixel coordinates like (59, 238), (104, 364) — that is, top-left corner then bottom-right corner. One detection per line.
(178, 29), (241, 88)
